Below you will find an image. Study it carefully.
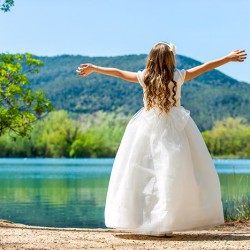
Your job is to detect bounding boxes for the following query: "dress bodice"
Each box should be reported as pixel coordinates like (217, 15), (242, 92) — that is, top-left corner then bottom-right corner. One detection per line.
(136, 69), (186, 108)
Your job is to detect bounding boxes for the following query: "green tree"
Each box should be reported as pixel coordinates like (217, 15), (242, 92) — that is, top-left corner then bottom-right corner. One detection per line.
(0, 53), (53, 138)
(202, 117), (250, 158)
(0, 0), (14, 12)
(32, 110), (80, 157)
(70, 111), (128, 157)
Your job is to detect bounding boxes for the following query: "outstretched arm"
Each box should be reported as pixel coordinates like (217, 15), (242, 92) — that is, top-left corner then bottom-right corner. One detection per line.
(184, 50), (247, 82)
(77, 64), (139, 83)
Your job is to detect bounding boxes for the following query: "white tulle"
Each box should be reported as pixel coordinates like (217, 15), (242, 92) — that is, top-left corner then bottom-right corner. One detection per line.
(104, 70), (224, 235)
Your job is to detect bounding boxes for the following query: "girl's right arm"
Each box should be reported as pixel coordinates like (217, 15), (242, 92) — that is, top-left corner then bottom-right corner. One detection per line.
(184, 50), (247, 82)
(76, 64), (139, 83)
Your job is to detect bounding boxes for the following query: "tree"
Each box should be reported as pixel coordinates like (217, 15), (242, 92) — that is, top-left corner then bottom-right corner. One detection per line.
(0, 0), (14, 12)
(0, 53), (54, 138)
(202, 117), (250, 158)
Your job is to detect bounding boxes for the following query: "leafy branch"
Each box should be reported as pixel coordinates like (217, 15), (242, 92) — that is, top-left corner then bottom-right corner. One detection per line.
(0, 0), (14, 12)
(0, 53), (54, 138)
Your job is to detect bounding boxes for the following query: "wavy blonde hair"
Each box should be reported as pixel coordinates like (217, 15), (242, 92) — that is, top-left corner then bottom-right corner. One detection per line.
(143, 42), (177, 113)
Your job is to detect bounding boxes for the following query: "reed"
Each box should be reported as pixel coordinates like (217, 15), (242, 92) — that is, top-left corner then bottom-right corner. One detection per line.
(222, 170), (250, 221)
(223, 195), (250, 221)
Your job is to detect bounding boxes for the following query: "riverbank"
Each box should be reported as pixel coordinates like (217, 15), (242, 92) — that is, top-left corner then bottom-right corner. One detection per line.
(0, 220), (249, 250)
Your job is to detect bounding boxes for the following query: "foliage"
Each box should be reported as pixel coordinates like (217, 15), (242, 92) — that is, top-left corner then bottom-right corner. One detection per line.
(0, 110), (129, 158)
(0, 110), (249, 158)
(0, 0), (14, 12)
(221, 173), (250, 221)
(28, 54), (250, 131)
(69, 112), (128, 157)
(202, 117), (250, 158)
(0, 53), (54, 138)
(224, 195), (250, 221)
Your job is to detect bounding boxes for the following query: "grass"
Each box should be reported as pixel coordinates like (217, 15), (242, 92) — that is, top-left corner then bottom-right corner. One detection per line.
(224, 195), (250, 221)
(221, 170), (250, 221)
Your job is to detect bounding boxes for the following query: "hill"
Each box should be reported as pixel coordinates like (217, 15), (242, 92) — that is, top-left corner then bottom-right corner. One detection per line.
(29, 54), (250, 131)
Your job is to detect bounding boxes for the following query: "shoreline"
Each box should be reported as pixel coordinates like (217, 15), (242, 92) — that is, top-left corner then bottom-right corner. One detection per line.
(0, 219), (249, 250)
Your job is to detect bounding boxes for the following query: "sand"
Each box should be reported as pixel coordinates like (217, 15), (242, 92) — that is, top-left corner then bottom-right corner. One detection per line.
(0, 220), (249, 250)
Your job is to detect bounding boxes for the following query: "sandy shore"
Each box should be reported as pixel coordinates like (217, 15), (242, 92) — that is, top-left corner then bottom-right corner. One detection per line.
(0, 220), (249, 250)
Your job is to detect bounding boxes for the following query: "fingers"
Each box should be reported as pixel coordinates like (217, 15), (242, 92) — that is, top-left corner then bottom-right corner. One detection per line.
(238, 57), (247, 62)
(240, 55), (247, 59)
(236, 56), (247, 62)
(76, 69), (86, 76)
(238, 51), (247, 62)
(78, 65), (87, 71)
(76, 63), (92, 77)
(76, 68), (86, 76)
(233, 50), (247, 62)
(236, 50), (246, 55)
(76, 64), (88, 76)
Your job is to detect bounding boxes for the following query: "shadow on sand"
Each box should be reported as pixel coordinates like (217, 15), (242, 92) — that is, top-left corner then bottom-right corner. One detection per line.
(114, 232), (249, 242)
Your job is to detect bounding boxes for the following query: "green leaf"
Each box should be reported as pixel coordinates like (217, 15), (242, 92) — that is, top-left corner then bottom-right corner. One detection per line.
(0, 52), (54, 138)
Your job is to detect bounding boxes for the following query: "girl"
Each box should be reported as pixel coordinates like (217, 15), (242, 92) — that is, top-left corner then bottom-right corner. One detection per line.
(77, 42), (247, 236)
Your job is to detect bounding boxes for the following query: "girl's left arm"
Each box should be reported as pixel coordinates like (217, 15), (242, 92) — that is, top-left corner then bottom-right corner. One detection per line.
(184, 50), (247, 82)
(77, 63), (139, 83)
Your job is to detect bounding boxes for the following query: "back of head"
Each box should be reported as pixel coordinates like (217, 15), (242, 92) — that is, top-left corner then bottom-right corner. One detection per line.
(143, 42), (177, 113)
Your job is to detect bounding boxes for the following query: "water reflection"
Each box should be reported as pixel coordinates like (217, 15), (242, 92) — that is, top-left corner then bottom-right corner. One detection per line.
(0, 158), (249, 228)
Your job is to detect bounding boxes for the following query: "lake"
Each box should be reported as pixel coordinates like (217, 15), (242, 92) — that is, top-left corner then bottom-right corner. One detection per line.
(0, 158), (249, 228)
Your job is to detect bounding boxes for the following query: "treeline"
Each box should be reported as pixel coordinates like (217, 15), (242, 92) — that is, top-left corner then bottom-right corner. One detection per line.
(0, 110), (129, 158)
(0, 111), (249, 158)
(203, 117), (250, 158)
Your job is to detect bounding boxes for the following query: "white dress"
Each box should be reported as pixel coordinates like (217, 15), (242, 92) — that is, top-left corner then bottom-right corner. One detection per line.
(104, 69), (224, 235)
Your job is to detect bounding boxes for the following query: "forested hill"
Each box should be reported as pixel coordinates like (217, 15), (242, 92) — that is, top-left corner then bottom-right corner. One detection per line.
(29, 54), (250, 131)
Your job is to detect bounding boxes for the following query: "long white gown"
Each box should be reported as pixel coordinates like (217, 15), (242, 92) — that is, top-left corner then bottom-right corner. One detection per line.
(104, 69), (224, 235)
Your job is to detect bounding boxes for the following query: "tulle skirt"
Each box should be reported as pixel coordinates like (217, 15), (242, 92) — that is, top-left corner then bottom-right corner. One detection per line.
(104, 106), (224, 235)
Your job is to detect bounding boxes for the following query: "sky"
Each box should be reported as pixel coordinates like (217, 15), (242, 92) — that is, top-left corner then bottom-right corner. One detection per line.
(0, 0), (249, 82)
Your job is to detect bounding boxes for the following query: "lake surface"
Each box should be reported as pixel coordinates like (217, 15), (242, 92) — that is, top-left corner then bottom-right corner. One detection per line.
(0, 158), (249, 228)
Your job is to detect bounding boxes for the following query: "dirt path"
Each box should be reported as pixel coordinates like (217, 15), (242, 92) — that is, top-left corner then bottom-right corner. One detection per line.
(0, 220), (249, 250)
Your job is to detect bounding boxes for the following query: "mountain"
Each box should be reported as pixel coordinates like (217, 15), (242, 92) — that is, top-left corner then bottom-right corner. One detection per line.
(29, 54), (250, 131)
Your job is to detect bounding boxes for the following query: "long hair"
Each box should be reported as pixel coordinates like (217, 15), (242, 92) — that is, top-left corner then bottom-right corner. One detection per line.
(143, 42), (177, 113)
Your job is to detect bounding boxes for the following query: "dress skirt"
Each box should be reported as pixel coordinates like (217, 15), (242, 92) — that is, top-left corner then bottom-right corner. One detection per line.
(104, 106), (224, 235)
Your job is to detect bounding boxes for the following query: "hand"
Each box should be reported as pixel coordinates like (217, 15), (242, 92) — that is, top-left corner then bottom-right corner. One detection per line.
(227, 50), (247, 62)
(76, 63), (95, 77)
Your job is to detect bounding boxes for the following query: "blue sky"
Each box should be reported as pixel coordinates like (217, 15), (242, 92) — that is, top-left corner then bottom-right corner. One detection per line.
(0, 0), (249, 82)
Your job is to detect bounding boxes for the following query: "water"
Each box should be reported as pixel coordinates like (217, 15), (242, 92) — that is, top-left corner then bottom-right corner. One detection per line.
(0, 158), (249, 228)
